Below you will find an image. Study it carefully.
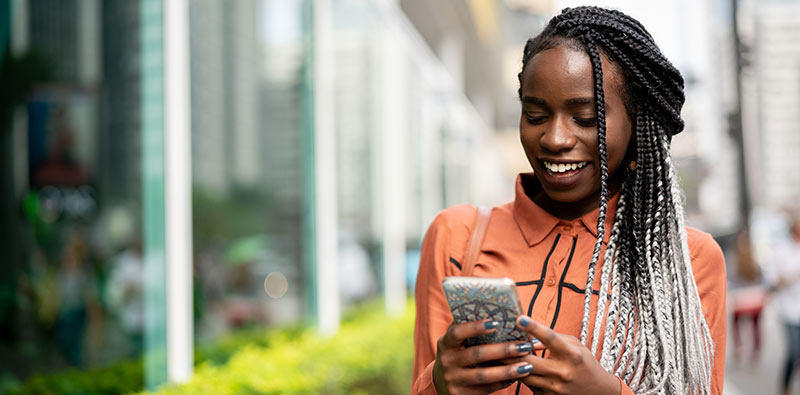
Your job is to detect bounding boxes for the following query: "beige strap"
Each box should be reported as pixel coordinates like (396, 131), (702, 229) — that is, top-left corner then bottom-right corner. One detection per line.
(462, 206), (492, 276)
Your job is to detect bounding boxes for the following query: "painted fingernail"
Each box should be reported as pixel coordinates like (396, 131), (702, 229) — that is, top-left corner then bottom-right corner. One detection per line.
(530, 338), (540, 345)
(516, 342), (532, 353)
(517, 364), (533, 374)
(484, 321), (500, 330)
(519, 316), (531, 327)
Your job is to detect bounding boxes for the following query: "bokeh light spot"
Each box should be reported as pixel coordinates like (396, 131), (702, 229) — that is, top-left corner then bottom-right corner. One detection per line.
(264, 272), (288, 298)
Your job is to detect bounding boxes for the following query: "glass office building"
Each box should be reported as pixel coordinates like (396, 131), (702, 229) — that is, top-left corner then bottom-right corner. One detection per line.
(0, 0), (490, 389)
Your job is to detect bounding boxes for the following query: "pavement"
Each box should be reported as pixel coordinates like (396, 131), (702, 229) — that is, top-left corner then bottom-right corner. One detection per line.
(724, 302), (796, 395)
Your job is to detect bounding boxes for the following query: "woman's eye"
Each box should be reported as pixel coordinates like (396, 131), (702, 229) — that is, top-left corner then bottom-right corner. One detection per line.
(525, 115), (548, 124)
(574, 117), (597, 127)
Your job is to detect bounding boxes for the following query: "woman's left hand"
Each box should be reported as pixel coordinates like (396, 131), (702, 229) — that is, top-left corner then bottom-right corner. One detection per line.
(513, 315), (621, 395)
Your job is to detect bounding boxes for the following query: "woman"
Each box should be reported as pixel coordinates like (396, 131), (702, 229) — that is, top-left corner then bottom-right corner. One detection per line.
(413, 6), (726, 395)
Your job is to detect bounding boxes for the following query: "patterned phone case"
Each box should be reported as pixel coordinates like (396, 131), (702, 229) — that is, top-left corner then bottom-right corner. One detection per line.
(442, 276), (528, 347)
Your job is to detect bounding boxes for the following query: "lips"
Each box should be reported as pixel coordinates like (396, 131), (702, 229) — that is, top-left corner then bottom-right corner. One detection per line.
(542, 160), (589, 174)
(538, 159), (591, 190)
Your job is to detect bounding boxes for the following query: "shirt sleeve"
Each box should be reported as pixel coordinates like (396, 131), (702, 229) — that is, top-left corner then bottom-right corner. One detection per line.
(412, 205), (475, 394)
(688, 229), (728, 395)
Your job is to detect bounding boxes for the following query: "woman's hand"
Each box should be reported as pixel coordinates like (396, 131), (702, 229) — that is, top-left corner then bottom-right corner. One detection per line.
(513, 316), (621, 395)
(433, 319), (536, 395)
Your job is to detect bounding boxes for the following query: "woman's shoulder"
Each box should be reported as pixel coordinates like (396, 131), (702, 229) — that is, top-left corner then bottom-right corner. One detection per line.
(428, 203), (512, 231)
(420, 205), (480, 265)
(685, 227), (726, 287)
(685, 227), (723, 261)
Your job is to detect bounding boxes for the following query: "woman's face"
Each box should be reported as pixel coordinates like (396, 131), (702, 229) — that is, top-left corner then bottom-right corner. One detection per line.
(519, 43), (632, 216)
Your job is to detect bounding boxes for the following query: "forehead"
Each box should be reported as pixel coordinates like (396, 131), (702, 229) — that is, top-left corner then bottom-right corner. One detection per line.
(521, 44), (623, 98)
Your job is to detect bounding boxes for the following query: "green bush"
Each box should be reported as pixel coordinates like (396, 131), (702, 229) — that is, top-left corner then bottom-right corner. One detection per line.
(10, 301), (415, 394)
(148, 301), (415, 394)
(8, 359), (143, 395)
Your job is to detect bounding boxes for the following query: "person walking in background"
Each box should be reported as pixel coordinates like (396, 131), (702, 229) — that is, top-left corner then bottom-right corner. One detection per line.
(765, 215), (800, 395)
(729, 230), (767, 366)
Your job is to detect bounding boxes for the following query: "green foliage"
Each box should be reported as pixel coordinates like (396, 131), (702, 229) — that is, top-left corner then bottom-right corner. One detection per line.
(11, 301), (415, 395)
(8, 359), (143, 395)
(148, 301), (415, 395)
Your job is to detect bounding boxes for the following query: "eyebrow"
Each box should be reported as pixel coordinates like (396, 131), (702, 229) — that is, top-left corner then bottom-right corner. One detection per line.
(521, 96), (546, 105)
(564, 97), (594, 106)
(520, 96), (595, 106)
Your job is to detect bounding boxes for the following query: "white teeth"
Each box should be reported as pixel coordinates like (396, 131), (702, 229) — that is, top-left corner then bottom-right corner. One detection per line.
(543, 161), (588, 174)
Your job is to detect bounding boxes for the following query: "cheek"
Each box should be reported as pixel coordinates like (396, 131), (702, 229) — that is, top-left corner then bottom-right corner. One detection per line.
(604, 119), (633, 170)
(519, 125), (539, 155)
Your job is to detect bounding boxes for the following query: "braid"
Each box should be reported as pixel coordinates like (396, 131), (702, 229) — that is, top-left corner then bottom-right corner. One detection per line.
(519, 6), (713, 394)
(578, 31), (610, 345)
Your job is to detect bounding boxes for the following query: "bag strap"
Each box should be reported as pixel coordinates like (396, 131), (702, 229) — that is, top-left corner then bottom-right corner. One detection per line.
(462, 206), (492, 276)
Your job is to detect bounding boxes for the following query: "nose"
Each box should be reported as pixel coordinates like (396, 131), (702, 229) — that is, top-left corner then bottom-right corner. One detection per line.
(539, 116), (578, 153)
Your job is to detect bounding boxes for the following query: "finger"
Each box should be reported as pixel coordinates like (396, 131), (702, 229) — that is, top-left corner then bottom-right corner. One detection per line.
(517, 316), (571, 352)
(517, 353), (564, 379)
(532, 338), (546, 351)
(452, 361), (534, 386)
(498, 356), (525, 365)
(442, 319), (500, 349)
(454, 341), (534, 366)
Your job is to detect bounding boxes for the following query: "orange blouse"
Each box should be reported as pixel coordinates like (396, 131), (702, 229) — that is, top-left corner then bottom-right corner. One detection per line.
(412, 173), (726, 395)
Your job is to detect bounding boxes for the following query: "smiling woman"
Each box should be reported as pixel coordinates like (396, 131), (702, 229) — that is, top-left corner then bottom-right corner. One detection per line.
(412, 6), (726, 395)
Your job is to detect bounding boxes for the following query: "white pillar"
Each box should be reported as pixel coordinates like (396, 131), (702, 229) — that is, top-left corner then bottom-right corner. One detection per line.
(313, 0), (340, 336)
(378, 27), (407, 316)
(163, 0), (193, 384)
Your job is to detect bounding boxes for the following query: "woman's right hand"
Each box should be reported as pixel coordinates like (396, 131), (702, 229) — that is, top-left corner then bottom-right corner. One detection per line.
(433, 319), (535, 395)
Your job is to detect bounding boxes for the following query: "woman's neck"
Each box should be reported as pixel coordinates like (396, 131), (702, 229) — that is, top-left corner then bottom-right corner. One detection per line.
(526, 175), (624, 221)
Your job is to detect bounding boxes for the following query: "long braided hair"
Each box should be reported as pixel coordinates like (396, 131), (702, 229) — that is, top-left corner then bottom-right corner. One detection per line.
(518, 7), (713, 394)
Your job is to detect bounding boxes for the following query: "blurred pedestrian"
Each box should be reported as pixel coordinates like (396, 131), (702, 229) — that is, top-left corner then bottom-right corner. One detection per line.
(106, 237), (144, 357)
(54, 234), (101, 367)
(764, 215), (800, 395)
(729, 230), (767, 366)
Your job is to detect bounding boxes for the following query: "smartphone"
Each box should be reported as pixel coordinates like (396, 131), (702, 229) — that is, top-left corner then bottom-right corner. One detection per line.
(442, 276), (528, 347)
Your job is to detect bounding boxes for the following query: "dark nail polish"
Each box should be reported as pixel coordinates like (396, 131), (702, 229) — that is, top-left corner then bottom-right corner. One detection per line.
(484, 321), (500, 330)
(530, 338), (540, 345)
(519, 316), (531, 327)
(516, 342), (532, 353)
(517, 364), (533, 374)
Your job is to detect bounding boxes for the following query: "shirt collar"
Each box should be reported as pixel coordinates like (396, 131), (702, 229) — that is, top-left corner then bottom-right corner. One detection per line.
(512, 173), (620, 247)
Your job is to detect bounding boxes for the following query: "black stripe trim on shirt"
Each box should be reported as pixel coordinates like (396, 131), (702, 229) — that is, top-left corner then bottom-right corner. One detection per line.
(562, 282), (600, 296)
(516, 234), (561, 395)
(526, 233), (561, 318)
(537, 236), (578, 361)
(449, 257), (462, 270)
(562, 282), (612, 300)
(549, 236), (578, 330)
(515, 280), (542, 287)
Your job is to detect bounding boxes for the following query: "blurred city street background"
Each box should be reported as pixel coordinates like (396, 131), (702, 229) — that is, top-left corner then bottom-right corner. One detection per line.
(1, 0), (799, 393)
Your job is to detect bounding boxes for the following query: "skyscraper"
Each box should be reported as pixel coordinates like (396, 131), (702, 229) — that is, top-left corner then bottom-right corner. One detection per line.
(742, 0), (800, 210)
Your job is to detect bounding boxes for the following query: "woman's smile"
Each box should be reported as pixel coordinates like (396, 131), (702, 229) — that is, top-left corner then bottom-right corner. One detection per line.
(538, 159), (592, 190)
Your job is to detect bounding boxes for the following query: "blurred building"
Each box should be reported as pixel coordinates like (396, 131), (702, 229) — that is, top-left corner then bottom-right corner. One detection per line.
(739, 0), (800, 212)
(100, 0), (141, 204)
